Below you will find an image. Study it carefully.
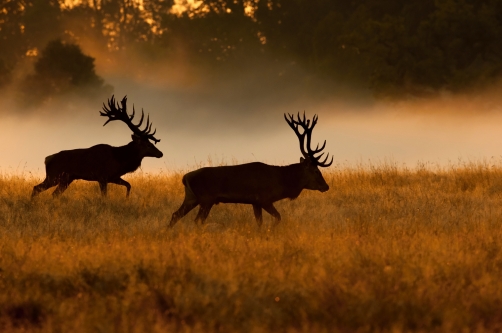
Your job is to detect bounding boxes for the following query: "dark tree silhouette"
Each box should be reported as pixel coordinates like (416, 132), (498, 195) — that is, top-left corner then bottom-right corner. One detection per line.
(23, 0), (62, 50)
(19, 39), (112, 106)
(0, 59), (11, 88)
(0, 0), (26, 67)
(156, 0), (261, 67)
(2, 0), (502, 99)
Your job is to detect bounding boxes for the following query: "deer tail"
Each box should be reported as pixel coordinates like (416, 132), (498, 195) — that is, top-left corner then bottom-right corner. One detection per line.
(181, 175), (197, 199)
(44, 154), (56, 166)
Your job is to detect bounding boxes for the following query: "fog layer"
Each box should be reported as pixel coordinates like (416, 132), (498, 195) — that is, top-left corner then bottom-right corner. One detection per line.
(2, 67), (502, 175)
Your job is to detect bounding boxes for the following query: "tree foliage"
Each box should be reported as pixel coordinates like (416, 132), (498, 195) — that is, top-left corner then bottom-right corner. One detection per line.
(19, 39), (111, 105)
(1, 0), (502, 98)
(0, 58), (11, 88)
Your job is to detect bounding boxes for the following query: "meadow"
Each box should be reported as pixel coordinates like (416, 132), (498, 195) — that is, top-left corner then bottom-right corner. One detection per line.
(2, 161), (502, 332)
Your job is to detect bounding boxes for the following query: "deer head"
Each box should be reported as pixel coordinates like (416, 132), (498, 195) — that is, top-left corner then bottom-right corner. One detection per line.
(100, 95), (163, 158)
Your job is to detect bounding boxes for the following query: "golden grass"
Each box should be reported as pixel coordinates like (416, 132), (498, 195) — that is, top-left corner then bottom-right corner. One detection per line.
(2, 162), (502, 332)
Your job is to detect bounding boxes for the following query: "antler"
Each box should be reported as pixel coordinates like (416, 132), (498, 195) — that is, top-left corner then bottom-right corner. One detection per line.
(100, 95), (160, 144)
(284, 111), (333, 167)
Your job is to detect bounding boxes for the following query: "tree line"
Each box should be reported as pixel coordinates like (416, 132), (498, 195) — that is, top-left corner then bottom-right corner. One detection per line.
(1, 0), (501, 102)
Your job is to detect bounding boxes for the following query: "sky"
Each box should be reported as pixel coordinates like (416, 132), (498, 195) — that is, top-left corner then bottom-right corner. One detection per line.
(2, 64), (502, 177)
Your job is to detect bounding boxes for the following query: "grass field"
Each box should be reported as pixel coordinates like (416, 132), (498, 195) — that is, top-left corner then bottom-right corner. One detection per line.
(2, 162), (502, 332)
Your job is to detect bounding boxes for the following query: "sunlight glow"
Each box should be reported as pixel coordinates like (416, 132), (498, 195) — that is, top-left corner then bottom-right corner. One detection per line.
(171, 0), (257, 17)
(171, 0), (204, 16)
(25, 48), (38, 57)
(61, 0), (145, 10)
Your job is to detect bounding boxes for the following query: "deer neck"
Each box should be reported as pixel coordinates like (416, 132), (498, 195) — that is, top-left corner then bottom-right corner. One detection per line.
(281, 163), (308, 199)
(114, 142), (145, 173)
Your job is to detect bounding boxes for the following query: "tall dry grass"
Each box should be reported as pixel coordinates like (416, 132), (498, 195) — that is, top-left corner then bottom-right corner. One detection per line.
(2, 162), (502, 332)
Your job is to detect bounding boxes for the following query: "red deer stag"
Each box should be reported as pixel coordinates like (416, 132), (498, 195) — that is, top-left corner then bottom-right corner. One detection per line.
(31, 95), (163, 198)
(169, 112), (332, 227)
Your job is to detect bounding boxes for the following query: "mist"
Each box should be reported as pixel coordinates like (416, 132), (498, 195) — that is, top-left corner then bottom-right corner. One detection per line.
(3, 58), (502, 176)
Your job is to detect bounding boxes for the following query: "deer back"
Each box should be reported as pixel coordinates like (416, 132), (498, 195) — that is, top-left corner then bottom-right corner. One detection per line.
(44, 140), (159, 181)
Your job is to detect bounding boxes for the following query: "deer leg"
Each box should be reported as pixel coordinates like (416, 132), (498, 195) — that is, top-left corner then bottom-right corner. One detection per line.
(31, 177), (58, 198)
(195, 204), (214, 224)
(52, 177), (74, 198)
(262, 203), (281, 225)
(98, 182), (108, 196)
(252, 204), (263, 227)
(170, 198), (199, 228)
(109, 178), (131, 197)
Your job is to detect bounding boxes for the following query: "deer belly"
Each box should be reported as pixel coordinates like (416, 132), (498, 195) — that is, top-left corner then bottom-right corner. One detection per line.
(51, 156), (117, 180)
(196, 184), (278, 205)
(214, 195), (262, 204)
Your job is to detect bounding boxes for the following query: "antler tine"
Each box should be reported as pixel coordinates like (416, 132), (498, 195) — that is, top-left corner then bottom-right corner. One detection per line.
(120, 96), (127, 114)
(144, 121), (153, 135)
(100, 97), (113, 117)
(100, 101), (113, 126)
(284, 113), (300, 134)
(141, 113), (160, 143)
(142, 114), (151, 134)
(284, 113), (297, 127)
(314, 152), (332, 167)
(311, 140), (327, 154)
(144, 113), (161, 143)
(136, 111), (160, 143)
(147, 127), (160, 143)
(304, 114), (317, 157)
(312, 114), (318, 128)
(109, 95), (115, 106)
(293, 111), (306, 127)
(284, 113), (308, 158)
(135, 107), (144, 128)
(148, 133), (160, 144)
(129, 105), (136, 121)
(318, 153), (334, 167)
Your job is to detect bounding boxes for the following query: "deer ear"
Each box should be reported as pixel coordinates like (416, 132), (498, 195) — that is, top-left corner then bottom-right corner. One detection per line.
(300, 157), (313, 165)
(131, 134), (140, 141)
